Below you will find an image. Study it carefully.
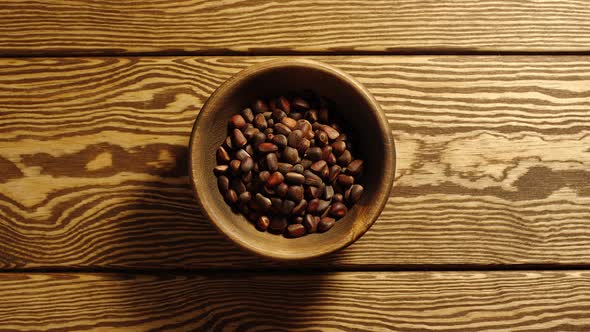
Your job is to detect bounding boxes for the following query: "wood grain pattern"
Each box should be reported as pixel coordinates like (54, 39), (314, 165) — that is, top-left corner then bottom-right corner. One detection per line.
(1, 56), (590, 269)
(1, 0), (590, 55)
(0, 271), (589, 331)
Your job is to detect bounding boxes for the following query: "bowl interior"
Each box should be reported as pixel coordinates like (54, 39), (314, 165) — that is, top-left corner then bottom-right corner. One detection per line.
(190, 59), (394, 260)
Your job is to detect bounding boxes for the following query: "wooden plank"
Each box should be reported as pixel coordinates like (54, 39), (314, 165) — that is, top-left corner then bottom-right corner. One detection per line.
(0, 271), (589, 331)
(1, 0), (590, 55)
(1, 56), (590, 269)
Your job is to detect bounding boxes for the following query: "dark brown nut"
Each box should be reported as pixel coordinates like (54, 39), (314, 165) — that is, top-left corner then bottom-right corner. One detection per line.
(303, 214), (318, 233)
(329, 165), (342, 183)
(258, 143), (278, 153)
(287, 185), (304, 202)
(264, 184), (276, 196)
(329, 202), (347, 218)
(321, 146), (333, 160)
(257, 216), (270, 231)
(310, 160), (327, 173)
(231, 178), (246, 194)
(335, 133), (347, 142)
(266, 153), (278, 172)
(277, 162), (293, 174)
(320, 164), (330, 179)
(254, 113), (267, 130)
(295, 120), (314, 139)
(255, 193), (272, 211)
(248, 211), (260, 222)
(270, 197), (282, 214)
(319, 124), (339, 140)
(269, 216), (288, 234)
(272, 134), (288, 148)
(346, 160), (363, 175)
(292, 199), (307, 215)
(266, 133), (275, 142)
(243, 126), (258, 140)
(226, 189), (238, 204)
(307, 198), (320, 214)
(245, 144), (255, 156)
(275, 182), (288, 197)
(290, 112), (303, 120)
(213, 165), (229, 176)
(281, 117), (297, 130)
(283, 146), (300, 164)
(305, 147), (322, 161)
(318, 108), (329, 123)
(347, 184), (364, 204)
(242, 171), (253, 183)
(311, 122), (322, 131)
(285, 172), (305, 185)
(267, 118), (275, 128)
(337, 150), (352, 166)
(305, 109), (318, 122)
(263, 111), (273, 119)
(239, 191), (252, 204)
(333, 193), (344, 203)
(274, 123), (292, 136)
(277, 96), (291, 113)
(287, 130), (303, 148)
(217, 175), (229, 194)
(326, 153), (337, 166)
(240, 203), (250, 216)
(323, 185), (334, 200)
(252, 132), (267, 148)
(317, 200), (331, 214)
(217, 146), (231, 163)
(259, 170), (271, 182)
(266, 171), (284, 187)
(269, 98), (278, 111)
(224, 136), (233, 150)
(318, 217), (335, 232)
(229, 159), (241, 175)
(241, 108), (254, 123)
(235, 149), (250, 161)
(247, 199), (260, 212)
(229, 114), (246, 129)
(293, 216), (304, 224)
(272, 109), (287, 122)
(301, 159), (313, 169)
(304, 170), (323, 186)
(337, 174), (354, 187)
(281, 200), (296, 215)
(297, 138), (311, 155)
(305, 186), (320, 200)
(292, 164), (305, 174)
(241, 157), (254, 173)
(253, 99), (269, 113)
(292, 97), (310, 110)
(264, 127), (274, 136)
(316, 130), (329, 146)
(286, 224), (306, 238)
(332, 141), (346, 155)
(233, 129), (247, 147)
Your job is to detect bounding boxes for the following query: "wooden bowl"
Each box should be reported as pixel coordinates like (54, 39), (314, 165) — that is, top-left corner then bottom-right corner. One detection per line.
(189, 58), (395, 261)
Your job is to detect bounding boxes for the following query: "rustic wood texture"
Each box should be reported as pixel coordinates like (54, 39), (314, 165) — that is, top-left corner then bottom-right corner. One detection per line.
(1, 0), (590, 56)
(1, 56), (590, 269)
(0, 271), (589, 331)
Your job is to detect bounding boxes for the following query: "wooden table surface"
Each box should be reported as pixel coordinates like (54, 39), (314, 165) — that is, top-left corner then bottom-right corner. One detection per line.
(1, 1), (590, 331)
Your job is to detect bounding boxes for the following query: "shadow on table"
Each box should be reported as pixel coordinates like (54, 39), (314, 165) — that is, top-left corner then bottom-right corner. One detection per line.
(109, 145), (335, 328)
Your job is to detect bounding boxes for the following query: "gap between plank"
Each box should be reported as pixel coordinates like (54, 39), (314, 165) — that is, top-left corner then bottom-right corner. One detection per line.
(4, 264), (590, 275)
(2, 49), (590, 58)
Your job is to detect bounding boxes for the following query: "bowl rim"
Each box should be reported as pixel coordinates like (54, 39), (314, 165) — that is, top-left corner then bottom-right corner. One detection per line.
(188, 58), (396, 261)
